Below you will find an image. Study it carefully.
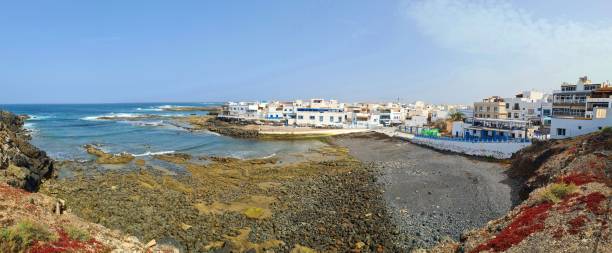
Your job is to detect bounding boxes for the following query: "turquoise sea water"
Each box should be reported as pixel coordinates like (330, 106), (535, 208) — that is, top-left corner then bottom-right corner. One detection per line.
(0, 103), (319, 160)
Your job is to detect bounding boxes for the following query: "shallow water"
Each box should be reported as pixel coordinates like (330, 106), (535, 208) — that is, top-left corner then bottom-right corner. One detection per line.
(0, 103), (322, 160)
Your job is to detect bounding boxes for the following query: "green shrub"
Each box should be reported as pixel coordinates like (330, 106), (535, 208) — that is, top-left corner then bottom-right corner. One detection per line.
(540, 183), (578, 203)
(63, 225), (90, 242)
(0, 220), (56, 253)
(602, 126), (612, 134)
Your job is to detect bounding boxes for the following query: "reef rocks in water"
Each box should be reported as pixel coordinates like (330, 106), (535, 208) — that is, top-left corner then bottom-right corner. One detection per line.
(181, 116), (260, 138)
(0, 111), (54, 191)
(84, 144), (135, 164)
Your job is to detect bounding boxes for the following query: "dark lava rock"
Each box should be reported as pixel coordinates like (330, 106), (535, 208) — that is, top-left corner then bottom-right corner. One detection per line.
(0, 110), (54, 191)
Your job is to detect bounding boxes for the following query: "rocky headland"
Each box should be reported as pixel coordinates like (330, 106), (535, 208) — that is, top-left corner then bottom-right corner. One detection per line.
(427, 129), (611, 252)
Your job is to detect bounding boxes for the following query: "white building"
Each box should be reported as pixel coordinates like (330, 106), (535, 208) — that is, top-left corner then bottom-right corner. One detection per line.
(405, 115), (428, 127)
(431, 109), (449, 122)
(294, 99), (347, 127)
(550, 78), (611, 139)
(226, 101), (262, 119)
(504, 90), (550, 122)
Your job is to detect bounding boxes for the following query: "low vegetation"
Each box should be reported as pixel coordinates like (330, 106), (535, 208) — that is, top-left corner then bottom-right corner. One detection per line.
(537, 182), (578, 203)
(0, 220), (56, 253)
(63, 224), (91, 242)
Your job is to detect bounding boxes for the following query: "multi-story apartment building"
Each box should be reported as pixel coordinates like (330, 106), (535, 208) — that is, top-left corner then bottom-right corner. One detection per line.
(473, 96), (509, 119)
(504, 90), (550, 121)
(551, 76), (612, 139)
(345, 103), (382, 128)
(378, 103), (406, 126)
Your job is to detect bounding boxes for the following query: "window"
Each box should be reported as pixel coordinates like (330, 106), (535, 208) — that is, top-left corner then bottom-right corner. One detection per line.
(514, 113), (519, 119)
(338, 117), (342, 122)
(556, 128), (566, 136)
(309, 116), (315, 120)
(595, 108), (607, 119)
(319, 116), (324, 122)
(505, 103), (509, 108)
(329, 116), (334, 122)
(298, 115), (303, 120)
(513, 103), (519, 110)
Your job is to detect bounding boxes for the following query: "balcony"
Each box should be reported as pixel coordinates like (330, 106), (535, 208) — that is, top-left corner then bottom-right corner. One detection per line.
(553, 98), (586, 105)
(587, 97), (612, 103)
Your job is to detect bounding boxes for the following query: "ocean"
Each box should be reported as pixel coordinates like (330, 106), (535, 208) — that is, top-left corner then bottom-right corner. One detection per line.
(0, 103), (320, 160)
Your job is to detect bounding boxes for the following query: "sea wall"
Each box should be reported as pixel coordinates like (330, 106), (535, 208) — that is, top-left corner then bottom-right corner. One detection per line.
(407, 136), (531, 159)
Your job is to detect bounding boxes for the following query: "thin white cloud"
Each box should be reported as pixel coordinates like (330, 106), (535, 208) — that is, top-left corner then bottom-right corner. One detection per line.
(405, 0), (612, 96)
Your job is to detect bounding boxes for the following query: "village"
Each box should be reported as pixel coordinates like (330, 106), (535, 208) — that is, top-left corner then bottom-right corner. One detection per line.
(218, 76), (611, 143)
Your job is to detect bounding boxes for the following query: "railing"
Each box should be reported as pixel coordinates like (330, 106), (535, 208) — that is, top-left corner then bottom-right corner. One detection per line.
(397, 126), (530, 143)
(553, 99), (586, 104)
(412, 134), (531, 143)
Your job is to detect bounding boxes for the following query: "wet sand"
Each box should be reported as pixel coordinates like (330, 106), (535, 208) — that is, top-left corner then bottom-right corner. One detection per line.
(333, 133), (518, 249)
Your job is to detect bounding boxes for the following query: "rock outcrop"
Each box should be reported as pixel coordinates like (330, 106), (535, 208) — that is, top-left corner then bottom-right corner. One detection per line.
(0, 110), (54, 191)
(182, 116), (260, 138)
(84, 144), (135, 164)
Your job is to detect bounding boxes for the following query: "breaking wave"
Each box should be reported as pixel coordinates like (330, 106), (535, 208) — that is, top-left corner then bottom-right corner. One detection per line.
(132, 150), (176, 157)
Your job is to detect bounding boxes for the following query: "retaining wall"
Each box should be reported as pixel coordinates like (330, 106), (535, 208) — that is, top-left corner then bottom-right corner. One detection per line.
(407, 136), (530, 159)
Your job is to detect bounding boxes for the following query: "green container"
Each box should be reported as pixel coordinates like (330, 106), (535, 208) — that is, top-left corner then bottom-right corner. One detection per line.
(421, 128), (440, 137)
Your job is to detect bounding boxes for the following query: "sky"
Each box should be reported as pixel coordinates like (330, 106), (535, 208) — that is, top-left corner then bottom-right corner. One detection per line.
(1, 0), (611, 104)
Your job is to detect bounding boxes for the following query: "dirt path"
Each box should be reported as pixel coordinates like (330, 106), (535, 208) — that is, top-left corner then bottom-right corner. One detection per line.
(333, 133), (519, 249)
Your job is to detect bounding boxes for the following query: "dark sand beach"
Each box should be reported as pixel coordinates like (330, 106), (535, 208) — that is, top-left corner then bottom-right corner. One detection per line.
(333, 133), (518, 249)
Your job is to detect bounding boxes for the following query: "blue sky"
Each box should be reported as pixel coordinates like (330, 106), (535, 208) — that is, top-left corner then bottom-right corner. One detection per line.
(1, 0), (611, 104)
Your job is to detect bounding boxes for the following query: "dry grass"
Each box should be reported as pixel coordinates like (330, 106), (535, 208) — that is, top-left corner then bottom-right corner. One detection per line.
(536, 183), (578, 203)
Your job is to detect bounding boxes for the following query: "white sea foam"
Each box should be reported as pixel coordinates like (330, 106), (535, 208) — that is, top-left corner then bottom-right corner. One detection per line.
(28, 115), (54, 121)
(261, 153), (277, 159)
(132, 150), (176, 157)
(24, 123), (39, 134)
(81, 113), (142, 121)
(121, 120), (165, 127)
(137, 107), (163, 112)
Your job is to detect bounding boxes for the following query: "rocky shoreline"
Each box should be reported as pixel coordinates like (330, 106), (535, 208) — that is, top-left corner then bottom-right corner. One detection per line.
(41, 142), (404, 252)
(0, 111), (54, 191)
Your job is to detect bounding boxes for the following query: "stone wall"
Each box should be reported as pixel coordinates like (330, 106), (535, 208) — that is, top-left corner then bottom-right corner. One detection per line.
(407, 136), (531, 159)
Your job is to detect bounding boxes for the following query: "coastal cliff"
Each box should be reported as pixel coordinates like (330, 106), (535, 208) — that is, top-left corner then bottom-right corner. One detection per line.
(0, 111), (54, 191)
(430, 129), (611, 252)
(0, 111), (144, 252)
